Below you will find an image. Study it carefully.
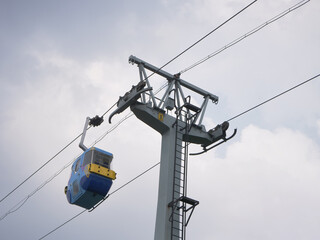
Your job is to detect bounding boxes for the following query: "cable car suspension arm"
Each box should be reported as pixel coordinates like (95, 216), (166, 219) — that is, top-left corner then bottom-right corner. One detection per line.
(190, 128), (237, 156)
(79, 115), (104, 151)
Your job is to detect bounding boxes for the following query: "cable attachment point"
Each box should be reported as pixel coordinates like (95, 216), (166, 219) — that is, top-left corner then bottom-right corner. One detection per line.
(190, 121), (237, 156)
(108, 81), (152, 123)
(173, 72), (181, 79)
(89, 115), (104, 127)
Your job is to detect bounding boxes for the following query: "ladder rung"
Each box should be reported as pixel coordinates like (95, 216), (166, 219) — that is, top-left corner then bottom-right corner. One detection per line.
(173, 189), (184, 195)
(172, 215), (183, 220)
(175, 164), (185, 169)
(171, 218), (183, 223)
(172, 228), (183, 234)
(172, 228), (183, 233)
(172, 212), (183, 217)
(175, 162), (185, 168)
(171, 234), (181, 238)
(173, 183), (184, 189)
(174, 169), (184, 175)
(177, 161), (185, 166)
(174, 182), (182, 187)
(172, 225), (183, 230)
(174, 179), (182, 184)
(174, 181), (182, 187)
(174, 179), (183, 185)
(173, 191), (182, 197)
(178, 148), (186, 153)
(172, 223), (183, 228)
(176, 148), (183, 153)
(172, 216), (183, 221)
(174, 179), (183, 184)
(175, 187), (184, 192)
(174, 176), (183, 181)
(173, 188), (182, 193)
(176, 149), (186, 154)
(175, 165), (183, 170)
(175, 159), (184, 164)
(176, 154), (185, 158)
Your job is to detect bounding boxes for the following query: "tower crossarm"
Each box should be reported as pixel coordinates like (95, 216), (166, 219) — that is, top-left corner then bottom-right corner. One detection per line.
(129, 55), (219, 103)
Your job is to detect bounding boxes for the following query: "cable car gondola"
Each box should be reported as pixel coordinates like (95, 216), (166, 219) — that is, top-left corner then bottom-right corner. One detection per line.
(64, 116), (116, 209)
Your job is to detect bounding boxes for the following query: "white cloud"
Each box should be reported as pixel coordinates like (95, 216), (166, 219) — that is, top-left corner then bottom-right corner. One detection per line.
(188, 124), (320, 240)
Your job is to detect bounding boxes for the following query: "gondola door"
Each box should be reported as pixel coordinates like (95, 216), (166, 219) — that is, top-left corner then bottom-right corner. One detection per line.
(71, 157), (82, 202)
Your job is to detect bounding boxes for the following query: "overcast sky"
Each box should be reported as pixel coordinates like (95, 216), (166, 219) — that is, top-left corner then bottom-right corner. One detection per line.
(0, 0), (319, 239)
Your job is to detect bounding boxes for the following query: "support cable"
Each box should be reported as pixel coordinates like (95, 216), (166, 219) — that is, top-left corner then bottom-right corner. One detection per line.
(38, 209), (87, 240)
(179, 0), (310, 74)
(227, 73), (320, 122)
(144, 0), (258, 79)
(38, 162), (160, 240)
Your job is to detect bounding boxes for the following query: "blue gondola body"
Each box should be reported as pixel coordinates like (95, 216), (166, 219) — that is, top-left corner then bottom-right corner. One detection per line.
(65, 147), (116, 209)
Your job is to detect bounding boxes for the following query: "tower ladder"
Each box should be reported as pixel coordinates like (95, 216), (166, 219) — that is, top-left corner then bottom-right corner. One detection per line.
(169, 105), (199, 240)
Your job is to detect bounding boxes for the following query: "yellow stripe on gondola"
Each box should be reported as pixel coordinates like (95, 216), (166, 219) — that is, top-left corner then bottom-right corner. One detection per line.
(88, 163), (116, 180)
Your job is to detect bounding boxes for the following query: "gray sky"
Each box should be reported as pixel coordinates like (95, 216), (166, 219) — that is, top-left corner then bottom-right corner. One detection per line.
(0, 0), (319, 239)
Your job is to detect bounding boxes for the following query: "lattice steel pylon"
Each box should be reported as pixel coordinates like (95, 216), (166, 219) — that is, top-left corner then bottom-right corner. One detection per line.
(109, 55), (236, 240)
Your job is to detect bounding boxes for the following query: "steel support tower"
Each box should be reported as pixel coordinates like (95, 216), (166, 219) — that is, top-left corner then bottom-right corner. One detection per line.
(109, 56), (234, 240)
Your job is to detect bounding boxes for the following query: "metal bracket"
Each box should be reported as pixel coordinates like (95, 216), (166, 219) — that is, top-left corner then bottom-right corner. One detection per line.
(168, 196), (199, 227)
(109, 81), (152, 123)
(190, 127), (237, 156)
(79, 117), (90, 151)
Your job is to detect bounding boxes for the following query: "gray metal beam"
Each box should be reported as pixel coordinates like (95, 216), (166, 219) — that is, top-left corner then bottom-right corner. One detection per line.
(129, 55), (219, 102)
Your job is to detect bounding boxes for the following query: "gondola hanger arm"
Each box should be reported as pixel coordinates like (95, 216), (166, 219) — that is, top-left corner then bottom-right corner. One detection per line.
(190, 128), (237, 156)
(79, 115), (104, 151)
